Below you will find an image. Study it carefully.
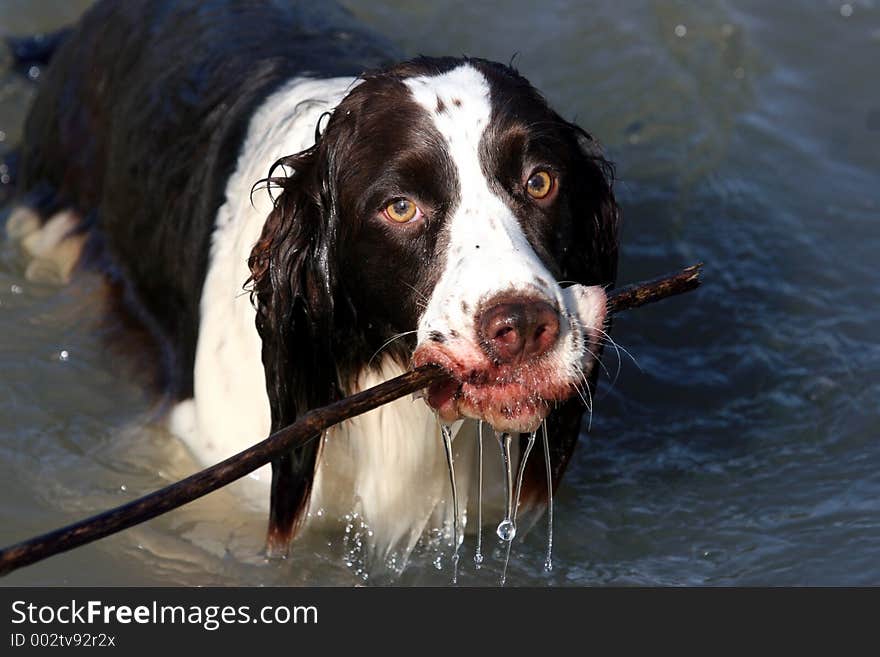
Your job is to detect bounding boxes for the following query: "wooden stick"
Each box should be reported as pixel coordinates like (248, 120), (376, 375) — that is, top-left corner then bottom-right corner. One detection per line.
(606, 263), (702, 314)
(0, 264), (702, 576)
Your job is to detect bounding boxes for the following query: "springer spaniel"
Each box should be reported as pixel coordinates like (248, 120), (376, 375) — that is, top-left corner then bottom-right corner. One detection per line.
(6, 0), (619, 568)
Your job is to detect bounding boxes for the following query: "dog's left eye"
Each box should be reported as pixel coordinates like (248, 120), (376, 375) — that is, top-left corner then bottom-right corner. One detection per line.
(384, 198), (420, 223)
(526, 170), (554, 199)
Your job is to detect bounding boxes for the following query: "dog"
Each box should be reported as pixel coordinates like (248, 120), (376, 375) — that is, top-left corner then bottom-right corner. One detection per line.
(6, 0), (619, 568)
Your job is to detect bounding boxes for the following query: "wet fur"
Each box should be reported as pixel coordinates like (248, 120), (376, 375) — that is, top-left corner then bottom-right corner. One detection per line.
(8, 0), (619, 563)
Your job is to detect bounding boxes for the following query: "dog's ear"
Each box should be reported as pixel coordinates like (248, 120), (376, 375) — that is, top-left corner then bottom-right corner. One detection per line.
(563, 125), (620, 289)
(521, 125), (621, 519)
(247, 138), (341, 557)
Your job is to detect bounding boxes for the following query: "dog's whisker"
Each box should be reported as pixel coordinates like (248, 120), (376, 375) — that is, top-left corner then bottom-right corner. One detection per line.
(592, 325), (641, 373)
(367, 330), (419, 368)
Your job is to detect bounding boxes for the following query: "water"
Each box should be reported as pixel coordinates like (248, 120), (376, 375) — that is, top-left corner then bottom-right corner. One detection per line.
(474, 421), (484, 567)
(439, 424), (460, 584)
(541, 422), (554, 571)
(501, 431), (536, 586)
(1, 0), (879, 585)
(495, 432), (516, 542)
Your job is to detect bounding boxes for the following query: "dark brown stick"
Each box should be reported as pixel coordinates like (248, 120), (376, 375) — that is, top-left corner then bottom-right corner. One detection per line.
(606, 263), (703, 314)
(0, 264), (701, 576)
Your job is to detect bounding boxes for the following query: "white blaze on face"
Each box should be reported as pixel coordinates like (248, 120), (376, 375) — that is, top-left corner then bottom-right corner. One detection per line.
(404, 65), (599, 386)
(404, 65), (561, 344)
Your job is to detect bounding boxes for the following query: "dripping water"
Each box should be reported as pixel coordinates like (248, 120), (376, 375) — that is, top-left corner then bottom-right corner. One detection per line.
(475, 421), (484, 568)
(542, 420), (554, 571)
(495, 431), (515, 542)
(500, 430), (536, 586)
(440, 424), (460, 584)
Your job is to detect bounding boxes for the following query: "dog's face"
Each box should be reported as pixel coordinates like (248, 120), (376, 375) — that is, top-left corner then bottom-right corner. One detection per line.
(250, 57), (619, 434)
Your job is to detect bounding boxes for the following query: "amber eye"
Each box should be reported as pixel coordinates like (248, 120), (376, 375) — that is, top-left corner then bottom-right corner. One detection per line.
(384, 198), (419, 223)
(526, 170), (554, 199)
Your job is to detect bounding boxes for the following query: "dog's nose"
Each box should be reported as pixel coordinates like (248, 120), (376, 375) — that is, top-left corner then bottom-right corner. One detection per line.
(478, 298), (560, 364)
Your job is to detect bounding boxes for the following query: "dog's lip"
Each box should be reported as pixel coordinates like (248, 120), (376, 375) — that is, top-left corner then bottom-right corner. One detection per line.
(426, 375), (461, 411)
(414, 351), (559, 432)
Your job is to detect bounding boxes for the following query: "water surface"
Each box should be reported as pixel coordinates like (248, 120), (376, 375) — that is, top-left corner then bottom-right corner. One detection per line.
(1, 0), (878, 585)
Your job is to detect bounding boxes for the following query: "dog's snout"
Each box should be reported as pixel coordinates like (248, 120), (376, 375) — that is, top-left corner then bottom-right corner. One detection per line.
(478, 298), (560, 364)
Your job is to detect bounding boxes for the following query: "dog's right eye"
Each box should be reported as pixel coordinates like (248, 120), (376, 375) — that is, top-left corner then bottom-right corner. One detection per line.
(526, 170), (554, 200)
(384, 198), (420, 223)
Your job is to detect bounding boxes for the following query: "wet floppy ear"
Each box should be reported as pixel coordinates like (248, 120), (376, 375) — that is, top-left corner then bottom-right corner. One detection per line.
(247, 145), (340, 557)
(519, 124), (621, 517)
(564, 126), (621, 288)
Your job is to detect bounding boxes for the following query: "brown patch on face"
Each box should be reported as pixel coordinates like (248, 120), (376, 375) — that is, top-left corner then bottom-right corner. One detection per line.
(436, 96), (446, 113)
(452, 98), (462, 107)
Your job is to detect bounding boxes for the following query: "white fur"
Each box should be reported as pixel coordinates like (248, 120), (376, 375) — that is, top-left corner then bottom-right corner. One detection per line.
(11, 209), (85, 284)
(310, 360), (510, 561)
(171, 77), (357, 507)
(5, 206), (41, 240)
(170, 75), (510, 561)
(405, 65), (600, 379)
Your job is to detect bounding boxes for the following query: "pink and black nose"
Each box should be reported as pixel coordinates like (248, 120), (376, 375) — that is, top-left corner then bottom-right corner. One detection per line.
(478, 297), (560, 364)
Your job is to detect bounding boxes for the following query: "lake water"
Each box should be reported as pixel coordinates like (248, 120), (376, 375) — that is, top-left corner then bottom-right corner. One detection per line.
(1, 0), (878, 586)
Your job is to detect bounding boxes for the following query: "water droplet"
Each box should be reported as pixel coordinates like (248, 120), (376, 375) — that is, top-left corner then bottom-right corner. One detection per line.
(119, 484), (127, 492)
(840, 3), (853, 18)
(59, 350), (69, 362)
(0, 130), (6, 142)
(28, 65), (40, 80)
(674, 24), (687, 38)
(496, 519), (516, 541)
(496, 431), (515, 532)
(10, 284), (23, 295)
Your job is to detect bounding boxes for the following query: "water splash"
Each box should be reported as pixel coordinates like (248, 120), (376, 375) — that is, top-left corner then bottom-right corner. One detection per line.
(341, 511), (370, 582)
(500, 431), (536, 585)
(440, 424), (460, 584)
(475, 421), (484, 568)
(541, 421), (554, 572)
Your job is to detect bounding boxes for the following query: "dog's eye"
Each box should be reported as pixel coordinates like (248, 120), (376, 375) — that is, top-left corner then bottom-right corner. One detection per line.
(526, 170), (554, 199)
(384, 198), (419, 223)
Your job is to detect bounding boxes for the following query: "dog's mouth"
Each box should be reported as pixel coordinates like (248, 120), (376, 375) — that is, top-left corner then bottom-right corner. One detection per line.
(413, 284), (608, 433)
(414, 348), (581, 433)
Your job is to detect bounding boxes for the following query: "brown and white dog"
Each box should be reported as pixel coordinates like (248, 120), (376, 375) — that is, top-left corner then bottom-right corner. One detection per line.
(5, 0), (619, 567)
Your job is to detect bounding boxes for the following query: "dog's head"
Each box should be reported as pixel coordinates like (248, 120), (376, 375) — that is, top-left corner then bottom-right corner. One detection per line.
(249, 56), (619, 436)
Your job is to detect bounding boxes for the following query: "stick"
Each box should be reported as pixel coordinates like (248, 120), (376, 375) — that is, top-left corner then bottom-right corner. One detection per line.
(606, 263), (702, 314)
(0, 263), (702, 576)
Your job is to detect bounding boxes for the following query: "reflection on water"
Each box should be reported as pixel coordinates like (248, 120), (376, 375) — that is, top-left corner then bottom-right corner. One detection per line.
(1, 0), (879, 585)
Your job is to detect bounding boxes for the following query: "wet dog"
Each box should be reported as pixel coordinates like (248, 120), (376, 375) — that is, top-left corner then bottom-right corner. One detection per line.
(6, 0), (619, 565)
